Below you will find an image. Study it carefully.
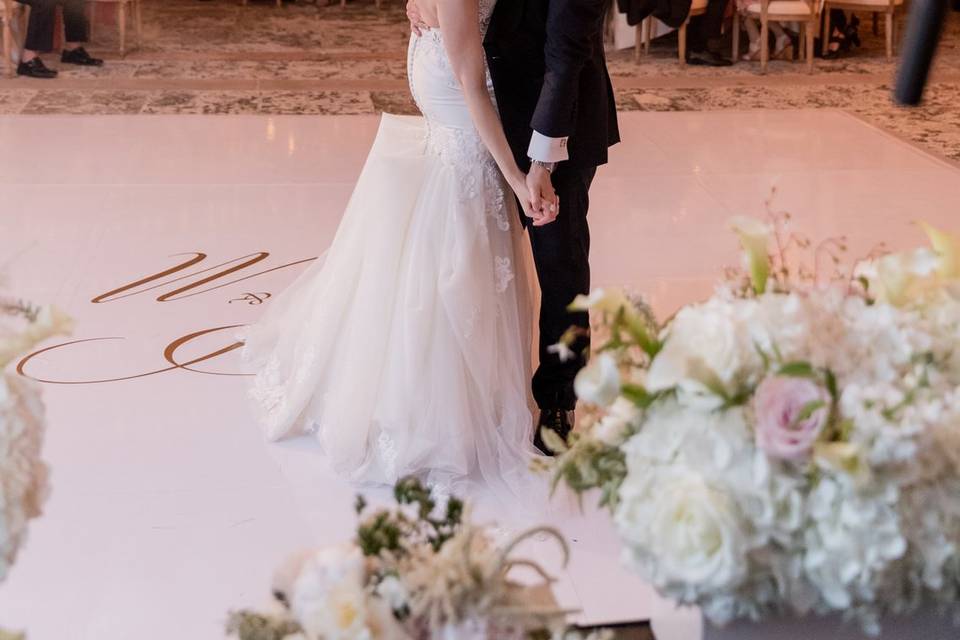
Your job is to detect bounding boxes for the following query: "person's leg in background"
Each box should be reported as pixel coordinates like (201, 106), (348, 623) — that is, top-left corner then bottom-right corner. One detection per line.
(741, 16), (792, 61)
(688, 0), (733, 66)
(61, 0), (103, 66)
(17, 0), (58, 78)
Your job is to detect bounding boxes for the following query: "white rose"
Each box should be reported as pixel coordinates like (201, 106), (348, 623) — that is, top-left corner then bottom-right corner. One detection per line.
(574, 352), (620, 407)
(593, 397), (641, 446)
(645, 301), (749, 408)
(615, 464), (748, 595)
(290, 544), (373, 640)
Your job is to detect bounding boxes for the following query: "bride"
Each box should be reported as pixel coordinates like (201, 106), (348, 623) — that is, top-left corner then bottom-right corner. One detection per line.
(242, 0), (559, 499)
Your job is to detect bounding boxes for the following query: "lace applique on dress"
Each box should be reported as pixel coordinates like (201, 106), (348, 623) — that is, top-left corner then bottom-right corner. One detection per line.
(377, 430), (399, 480)
(463, 304), (481, 339)
(249, 353), (286, 430)
(495, 256), (514, 293)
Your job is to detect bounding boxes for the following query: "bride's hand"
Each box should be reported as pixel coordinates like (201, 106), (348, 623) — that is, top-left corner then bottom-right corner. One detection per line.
(406, 0), (429, 36)
(526, 164), (559, 227)
(509, 174), (542, 223)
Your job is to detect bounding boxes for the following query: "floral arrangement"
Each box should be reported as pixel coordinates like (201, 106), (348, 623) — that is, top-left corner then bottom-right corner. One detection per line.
(0, 285), (71, 640)
(550, 206), (960, 635)
(227, 478), (611, 640)
(0, 289), (71, 584)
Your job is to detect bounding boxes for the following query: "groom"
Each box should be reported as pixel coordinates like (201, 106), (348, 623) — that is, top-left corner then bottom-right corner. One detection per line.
(409, 0), (620, 454)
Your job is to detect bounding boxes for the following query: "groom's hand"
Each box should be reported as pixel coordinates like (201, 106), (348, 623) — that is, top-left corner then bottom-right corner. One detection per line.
(526, 164), (559, 227)
(406, 0), (428, 37)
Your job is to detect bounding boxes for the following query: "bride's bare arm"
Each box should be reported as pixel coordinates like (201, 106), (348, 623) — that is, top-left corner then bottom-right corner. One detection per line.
(437, 0), (552, 219)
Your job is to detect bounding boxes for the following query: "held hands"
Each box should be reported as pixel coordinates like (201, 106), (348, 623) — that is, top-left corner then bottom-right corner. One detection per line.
(508, 167), (559, 227)
(525, 164), (559, 227)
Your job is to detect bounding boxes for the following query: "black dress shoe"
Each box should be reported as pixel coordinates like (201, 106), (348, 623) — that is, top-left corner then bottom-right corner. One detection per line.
(686, 50), (733, 67)
(61, 47), (104, 67)
(533, 409), (574, 456)
(16, 58), (58, 79)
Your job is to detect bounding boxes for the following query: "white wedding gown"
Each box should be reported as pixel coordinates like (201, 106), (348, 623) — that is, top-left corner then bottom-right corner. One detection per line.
(242, 0), (543, 501)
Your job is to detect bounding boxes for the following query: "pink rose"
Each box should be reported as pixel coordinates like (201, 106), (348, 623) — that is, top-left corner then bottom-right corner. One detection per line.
(753, 375), (830, 461)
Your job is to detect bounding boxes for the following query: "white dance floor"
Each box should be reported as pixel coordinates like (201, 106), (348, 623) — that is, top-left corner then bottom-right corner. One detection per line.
(2, 110), (959, 639)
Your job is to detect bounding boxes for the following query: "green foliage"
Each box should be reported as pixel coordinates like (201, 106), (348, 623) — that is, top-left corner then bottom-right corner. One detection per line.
(778, 361), (818, 378)
(356, 476), (465, 558)
(552, 434), (628, 511)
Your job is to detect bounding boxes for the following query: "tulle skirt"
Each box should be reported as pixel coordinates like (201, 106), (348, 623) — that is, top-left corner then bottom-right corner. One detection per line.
(242, 114), (544, 503)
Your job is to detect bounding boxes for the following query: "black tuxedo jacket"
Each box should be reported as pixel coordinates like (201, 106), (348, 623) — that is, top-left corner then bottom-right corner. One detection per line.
(483, 0), (621, 171)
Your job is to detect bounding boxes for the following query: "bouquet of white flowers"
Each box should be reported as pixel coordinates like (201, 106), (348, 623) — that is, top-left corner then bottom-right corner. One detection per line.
(0, 290), (70, 586)
(550, 210), (960, 635)
(228, 478), (612, 640)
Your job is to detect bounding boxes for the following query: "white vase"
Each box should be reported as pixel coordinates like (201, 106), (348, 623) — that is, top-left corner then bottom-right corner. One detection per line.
(703, 609), (956, 640)
(431, 619), (525, 640)
(652, 605), (957, 640)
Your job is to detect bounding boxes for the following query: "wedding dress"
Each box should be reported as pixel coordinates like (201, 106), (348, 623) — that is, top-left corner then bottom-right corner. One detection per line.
(242, 0), (542, 501)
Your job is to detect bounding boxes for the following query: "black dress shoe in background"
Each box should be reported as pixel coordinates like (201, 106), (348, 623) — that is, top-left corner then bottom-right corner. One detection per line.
(533, 408), (574, 456)
(61, 47), (104, 67)
(16, 58), (58, 79)
(686, 50), (733, 67)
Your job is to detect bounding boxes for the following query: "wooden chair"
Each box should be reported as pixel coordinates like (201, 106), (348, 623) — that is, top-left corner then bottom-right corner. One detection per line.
(241, 0), (284, 8)
(340, 0), (384, 7)
(822, 0), (903, 59)
(635, 0), (708, 65)
(635, 16), (654, 61)
(86, 0), (143, 57)
(733, 0), (820, 73)
(1, 0), (27, 78)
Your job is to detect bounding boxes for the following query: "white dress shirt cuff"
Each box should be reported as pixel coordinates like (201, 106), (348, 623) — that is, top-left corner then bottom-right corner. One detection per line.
(527, 131), (569, 163)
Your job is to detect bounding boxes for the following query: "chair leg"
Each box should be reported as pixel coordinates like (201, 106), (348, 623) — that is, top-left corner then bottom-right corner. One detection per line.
(807, 21), (815, 72)
(678, 20), (687, 65)
(798, 24), (805, 61)
(136, 0), (143, 50)
(644, 16), (653, 55)
(822, 6), (831, 57)
(341, 0), (346, 7)
(118, 2), (126, 57)
(872, 12), (879, 35)
(732, 11), (739, 63)
(87, 2), (96, 42)
(3, 17), (13, 79)
(885, 10), (894, 59)
(760, 17), (768, 73)
(634, 25), (641, 62)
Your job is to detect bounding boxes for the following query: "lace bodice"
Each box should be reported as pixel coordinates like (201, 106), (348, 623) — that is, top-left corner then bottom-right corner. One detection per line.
(479, 0), (497, 38)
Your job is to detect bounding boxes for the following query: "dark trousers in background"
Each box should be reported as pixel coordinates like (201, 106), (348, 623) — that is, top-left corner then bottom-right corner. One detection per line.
(689, 0), (731, 53)
(527, 164), (597, 411)
(21, 0), (89, 53)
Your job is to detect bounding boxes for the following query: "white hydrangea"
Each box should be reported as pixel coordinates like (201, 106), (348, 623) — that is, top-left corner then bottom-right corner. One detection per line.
(0, 373), (49, 584)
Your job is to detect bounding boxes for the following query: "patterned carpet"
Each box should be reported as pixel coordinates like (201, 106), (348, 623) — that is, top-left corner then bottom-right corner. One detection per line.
(2, 0), (959, 163)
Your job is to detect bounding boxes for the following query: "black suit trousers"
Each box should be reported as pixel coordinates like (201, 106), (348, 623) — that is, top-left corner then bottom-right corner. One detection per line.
(22, 0), (89, 53)
(528, 164), (597, 411)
